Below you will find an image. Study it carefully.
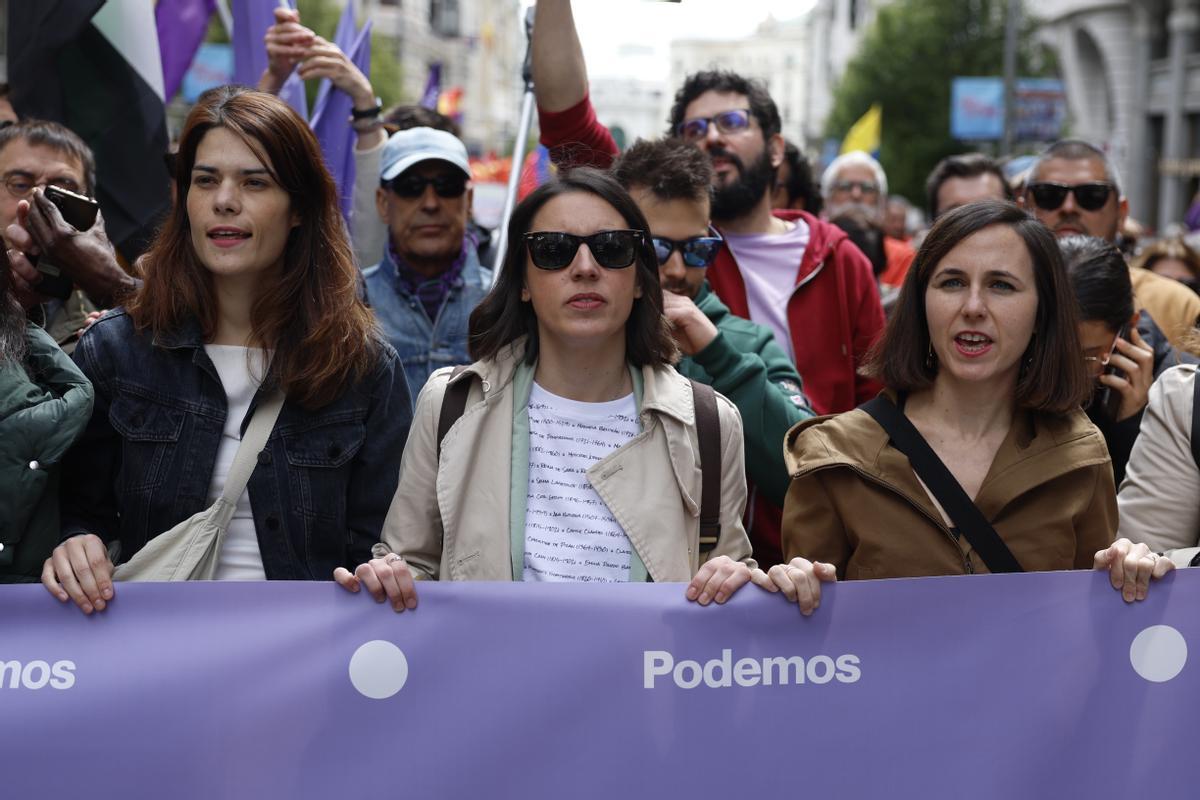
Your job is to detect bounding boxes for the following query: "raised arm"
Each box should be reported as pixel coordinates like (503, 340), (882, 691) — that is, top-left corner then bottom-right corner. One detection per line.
(532, 0), (588, 113)
(531, 0), (617, 169)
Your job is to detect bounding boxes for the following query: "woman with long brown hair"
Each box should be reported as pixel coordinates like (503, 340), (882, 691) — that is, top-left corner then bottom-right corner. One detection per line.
(42, 86), (410, 613)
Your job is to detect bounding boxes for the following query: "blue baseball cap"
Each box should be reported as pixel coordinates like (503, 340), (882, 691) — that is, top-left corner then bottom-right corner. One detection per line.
(380, 127), (471, 182)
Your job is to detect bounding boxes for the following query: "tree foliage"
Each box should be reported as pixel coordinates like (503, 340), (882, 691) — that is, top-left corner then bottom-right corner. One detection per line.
(826, 0), (1054, 208)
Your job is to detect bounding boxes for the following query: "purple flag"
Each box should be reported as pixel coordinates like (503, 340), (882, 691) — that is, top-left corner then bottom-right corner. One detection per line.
(309, 19), (372, 221)
(230, 0), (307, 118)
(155, 0), (216, 100)
(420, 62), (442, 110)
(310, 0), (358, 122)
(1, 571), (1197, 797)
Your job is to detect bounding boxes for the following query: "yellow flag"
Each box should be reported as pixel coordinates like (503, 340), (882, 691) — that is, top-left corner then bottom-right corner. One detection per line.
(840, 104), (882, 155)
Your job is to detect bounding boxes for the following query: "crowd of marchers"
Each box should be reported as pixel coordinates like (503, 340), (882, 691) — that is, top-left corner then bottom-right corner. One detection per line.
(3, 2), (1196, 619)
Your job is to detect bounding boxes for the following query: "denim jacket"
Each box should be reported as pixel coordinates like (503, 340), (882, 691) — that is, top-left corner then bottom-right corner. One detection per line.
(361, 239), (492, 396)
(60, 310), (412, 580)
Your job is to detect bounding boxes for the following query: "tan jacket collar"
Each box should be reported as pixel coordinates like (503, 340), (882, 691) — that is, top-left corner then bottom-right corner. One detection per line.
(453, 337), (696, 426)
(786, 394), (1110, 520)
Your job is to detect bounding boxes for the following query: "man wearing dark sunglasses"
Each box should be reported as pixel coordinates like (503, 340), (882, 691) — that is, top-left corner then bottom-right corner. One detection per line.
(530, 0), (885, 418)
(1023, 138), (1200, 347)
(613, 138), (814, 567)
(361, 127), (492, 394)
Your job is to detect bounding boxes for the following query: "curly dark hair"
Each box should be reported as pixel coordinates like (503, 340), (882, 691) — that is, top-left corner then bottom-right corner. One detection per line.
(667, 70), (780, 140)
(611, 137), (713, 204)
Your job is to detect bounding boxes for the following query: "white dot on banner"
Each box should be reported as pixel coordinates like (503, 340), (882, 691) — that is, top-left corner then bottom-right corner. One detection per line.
(1129, 625), (1188, 683)
(348, 640), (409, 699)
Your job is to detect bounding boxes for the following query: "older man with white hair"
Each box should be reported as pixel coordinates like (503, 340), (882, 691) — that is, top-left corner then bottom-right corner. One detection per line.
(822, 150), (915, 293)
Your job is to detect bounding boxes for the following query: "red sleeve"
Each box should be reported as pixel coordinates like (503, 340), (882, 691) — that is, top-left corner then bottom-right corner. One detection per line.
(537, 92), (619, 170)
(839, 240), (887, 406)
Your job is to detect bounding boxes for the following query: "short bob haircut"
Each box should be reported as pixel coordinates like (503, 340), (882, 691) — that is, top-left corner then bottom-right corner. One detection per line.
(865, 200), (1091, 414)
(469, 168), (677, 367)
(128, 85), (380, 409)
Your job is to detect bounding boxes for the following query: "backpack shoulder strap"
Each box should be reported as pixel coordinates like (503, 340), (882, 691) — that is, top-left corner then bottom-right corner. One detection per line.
(437, 365), (472, 461)
(1191, 370), (1200, 472)
(690, 379), (722, 553)
(860, 394), (1024, 574)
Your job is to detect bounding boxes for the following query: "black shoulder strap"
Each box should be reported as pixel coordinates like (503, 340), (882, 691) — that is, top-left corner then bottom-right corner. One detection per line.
(437, 365), (472, 461)
(1191, 371), (1200, 472)
(860, 395), (1024, 574)
(690, 380), (721, 553)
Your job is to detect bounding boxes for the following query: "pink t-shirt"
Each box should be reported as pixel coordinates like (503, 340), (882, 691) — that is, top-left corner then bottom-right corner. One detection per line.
(721, 219), (812, 362)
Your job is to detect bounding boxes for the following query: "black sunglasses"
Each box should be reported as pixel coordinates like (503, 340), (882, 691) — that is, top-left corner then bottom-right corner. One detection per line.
(385, 173), (469, 199)
(651, 231), (724, 268)
(1027, 181), (1113, 212)
(523, 229), (646, 270)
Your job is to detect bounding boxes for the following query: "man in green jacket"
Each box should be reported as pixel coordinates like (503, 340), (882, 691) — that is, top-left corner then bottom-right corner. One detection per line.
(0, 257), (93, 582)
(613, 139), (813, 567)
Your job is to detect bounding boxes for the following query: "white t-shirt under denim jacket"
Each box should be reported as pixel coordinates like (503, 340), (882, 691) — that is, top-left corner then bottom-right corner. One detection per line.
(204, 344), (267, 580)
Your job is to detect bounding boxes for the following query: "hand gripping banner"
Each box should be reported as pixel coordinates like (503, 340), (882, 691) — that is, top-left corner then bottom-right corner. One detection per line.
(0, 571), (1195, 797)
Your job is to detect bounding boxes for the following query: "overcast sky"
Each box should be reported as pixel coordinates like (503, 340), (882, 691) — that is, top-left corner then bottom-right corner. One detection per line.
(519, 0), (817, 80)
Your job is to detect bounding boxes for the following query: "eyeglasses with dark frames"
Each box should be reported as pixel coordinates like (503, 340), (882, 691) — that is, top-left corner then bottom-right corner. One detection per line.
(676, 109), (752, 142)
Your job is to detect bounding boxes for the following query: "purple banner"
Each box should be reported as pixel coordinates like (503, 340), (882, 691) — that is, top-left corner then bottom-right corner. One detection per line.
(0, 571), (1195, 796)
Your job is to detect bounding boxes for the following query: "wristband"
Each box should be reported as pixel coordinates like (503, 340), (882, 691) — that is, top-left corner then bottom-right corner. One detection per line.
(351, 98), (383, 120)
(350, 117), (385, 133)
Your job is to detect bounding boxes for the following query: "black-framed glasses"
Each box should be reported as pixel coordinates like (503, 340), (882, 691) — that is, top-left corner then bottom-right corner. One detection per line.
(2, 173), (82, 199)
(523, 229), (646, 270)
(651, 229), (724, 268)
(1027, 181), (1113, 212)
(831, 179), (880, 195)
(385, 173), (469, 199)
(676, 109), (752, 142)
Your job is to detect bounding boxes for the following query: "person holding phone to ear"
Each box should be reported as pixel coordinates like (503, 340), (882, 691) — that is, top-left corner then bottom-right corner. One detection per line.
(0, 120), (137, 350)
(1059, 235), (1198, 486)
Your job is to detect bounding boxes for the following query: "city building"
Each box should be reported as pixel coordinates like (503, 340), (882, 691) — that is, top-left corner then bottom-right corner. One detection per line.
(1036, 0), (1199, 233)
(363, 0), (525, 155)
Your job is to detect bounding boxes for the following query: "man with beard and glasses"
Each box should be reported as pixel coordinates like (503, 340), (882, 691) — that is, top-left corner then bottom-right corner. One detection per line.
(0, 250), (94, 583)
(612, 138), (813, 567)
(531, 0), (885, 414)
(1022, 138), (1200, 347)
(822, 150), (916, 296)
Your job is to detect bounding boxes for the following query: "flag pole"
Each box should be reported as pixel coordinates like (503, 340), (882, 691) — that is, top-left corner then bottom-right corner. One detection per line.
(491, 6), (536, 275)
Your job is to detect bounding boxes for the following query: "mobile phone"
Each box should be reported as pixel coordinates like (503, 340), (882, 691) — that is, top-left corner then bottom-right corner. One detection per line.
(34, 186), (100, 300)
(1100, 324), (1131, 420)
(44, 185), (99, 231)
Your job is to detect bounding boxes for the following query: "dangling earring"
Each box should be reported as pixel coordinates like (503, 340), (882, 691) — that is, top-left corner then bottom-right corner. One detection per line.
(925, 342), (937, 371)
(1018, 336), (1035, 379)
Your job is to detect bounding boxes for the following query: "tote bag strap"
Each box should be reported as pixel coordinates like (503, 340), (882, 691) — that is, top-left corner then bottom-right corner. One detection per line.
(219, 389), (286, 506)
(860, 394), (1024, 574)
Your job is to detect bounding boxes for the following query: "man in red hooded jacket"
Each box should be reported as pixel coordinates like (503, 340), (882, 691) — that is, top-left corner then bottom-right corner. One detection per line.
(531, 2), (884, 418)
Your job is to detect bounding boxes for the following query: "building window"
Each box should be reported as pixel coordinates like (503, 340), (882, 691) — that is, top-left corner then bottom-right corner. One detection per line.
(379, 0), (400, 6)
(430, 0), (460, 37)
(849, 0), (859, 31)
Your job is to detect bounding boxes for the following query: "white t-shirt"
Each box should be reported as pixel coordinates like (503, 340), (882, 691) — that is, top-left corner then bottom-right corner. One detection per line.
(204, 344), (268, 581)
(523, 382), (640, 583)
(722, 218), (811, 361)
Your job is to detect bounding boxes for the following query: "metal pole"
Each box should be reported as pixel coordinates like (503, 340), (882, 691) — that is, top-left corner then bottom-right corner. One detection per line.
(1001, 0), (1021, 155)
(214, 0), (234, 38)
(491, 7), (537, 275)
